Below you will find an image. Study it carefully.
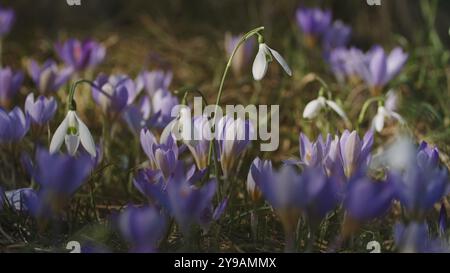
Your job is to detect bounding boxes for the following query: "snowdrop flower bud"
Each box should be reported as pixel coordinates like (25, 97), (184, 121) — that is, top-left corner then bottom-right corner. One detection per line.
(303, 96), (348, 121)
(252, 42), (292, 81)
(372, 105), (404, 133)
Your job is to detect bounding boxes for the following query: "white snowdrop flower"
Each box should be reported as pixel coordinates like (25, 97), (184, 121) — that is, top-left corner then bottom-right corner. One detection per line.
(372, 105), (404, 133)
(49, 110), (96, 157)
(303, 96), (348, 121)
(252, 43), (292, 81)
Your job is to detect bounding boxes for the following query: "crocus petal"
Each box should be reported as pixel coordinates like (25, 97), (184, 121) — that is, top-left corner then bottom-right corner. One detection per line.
(325, 100), (348, 121)
(386, 47), (408, 84)
(369, 46), (387, 87)
(49, 114), (69, 154)
(252, 44), (268, 81)
(75, 114), (96, 157)
(268, 47), (292, 76)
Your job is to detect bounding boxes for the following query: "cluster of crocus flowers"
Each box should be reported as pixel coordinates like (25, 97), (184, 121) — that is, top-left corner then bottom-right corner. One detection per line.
(289, 130), (373, 180)
(91, 73), (140, 116)
(123, 70), (178, 132)
(0, 106), (30, 143)
(248, 162), (339, 251)
(329, 46), (408, 94)
(0, 67), (24, 108)
(55, 38), (106, 71)
(0, 6), (14, 37)
(27, 59), (72, 95)
(296, 7), (351, 54)
(133, 162), (221, 238)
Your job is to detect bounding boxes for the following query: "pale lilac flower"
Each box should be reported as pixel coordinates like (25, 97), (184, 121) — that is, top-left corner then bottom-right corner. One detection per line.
(55, 39), (106, 71)
(322, 21), (351, 52)
(24, 93), (57, 126)
(296, 8), (332, 41)
(137, 70), (172, 96)
(27, 59), (72, 95)
(225, 32), (255, 75)
(0, 67), (24, 107)
(360, 46), (408, 90)
(216, 115), (254, 177)
(117, 205), (167, 253)
(0, 106), (30, 143)
(140, 128), (179, 180)
(0, 6), (14, 37)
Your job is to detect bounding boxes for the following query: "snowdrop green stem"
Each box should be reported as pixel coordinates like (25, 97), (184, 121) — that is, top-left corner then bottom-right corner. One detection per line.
(207, 26), (265, 171)
(358, 96), (385, 125)
(68, 79), (111, 111)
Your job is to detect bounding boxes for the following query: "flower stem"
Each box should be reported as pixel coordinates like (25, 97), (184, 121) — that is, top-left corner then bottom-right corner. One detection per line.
(206, 26), (265, 171)
(357, 96), (385, 126)
(67, 79), (111, 111)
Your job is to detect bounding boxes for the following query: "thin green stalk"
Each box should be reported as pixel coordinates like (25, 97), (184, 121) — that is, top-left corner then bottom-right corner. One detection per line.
(206, 26), (265, 172)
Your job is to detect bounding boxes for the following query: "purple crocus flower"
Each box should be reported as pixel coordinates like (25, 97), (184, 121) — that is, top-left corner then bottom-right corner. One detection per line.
(140, 128), (179, 180)
(322, 21), (351, 53)
(253, 165), (339, 226)
(27, 59), (72, 95)
(0, 106), (30, 143)
(166, 163), (217, 235)
(92, 74), (138, 115)
(360, 46), (408, 93)
(344, 175), (395, 222)
(0, 6), (14, 37)
(24, 93), (57, 126)
(296, 8), (332, 46)
(183, 114), (212, 171)
(339, 130), (374, 179)
(24, 149), (93, 218)
(137, 70), (172, 96)
(247, 157), (272, 203)
(328, 47), (366, 83)
(117, 205), (167, 253)
(122, 95), (160, 134)
(416, 141), (440, 170)
(135, 162), (218, 235)
(151, 89), (179, 128)
(394, 222), (449, 253)
(298, 133), (331, 167)
(216, 115), (254, 177)
(2, 188), (35, 211)
(393, 161), (448, 218)
(224, 32), (255, 76)
(55, 39), (106, 71)
(0, 67), (24, 108)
